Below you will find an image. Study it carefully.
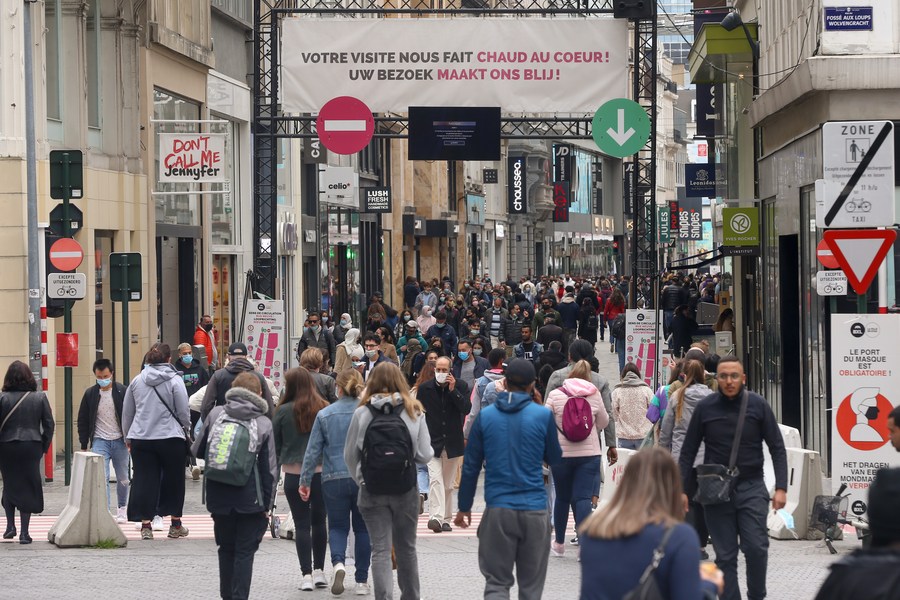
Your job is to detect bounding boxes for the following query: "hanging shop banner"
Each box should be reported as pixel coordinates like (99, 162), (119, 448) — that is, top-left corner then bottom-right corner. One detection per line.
(320, 166), (359, 209)
(625, 309), (661, 386)
(685, 164), (719, 198)
(722, 207), (759, 246)
(244, 300), (286, 392)
(552, 144), (573, 184)
(668, 200), (680, 232)
(678, 197), (703, 240)
(552, 181), (570, 223)
(830, 314), (900, 518)
(158, 133), (226, 183)
(361, 187), (392, 213)
(658, 207), (671, 244)
(508, 156), (527, 215)
(280, 18), (629, 114)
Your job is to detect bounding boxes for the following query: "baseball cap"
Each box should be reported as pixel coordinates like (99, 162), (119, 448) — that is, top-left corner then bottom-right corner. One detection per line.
(505, 359), (536, 387)
(228, 342), (248, 356)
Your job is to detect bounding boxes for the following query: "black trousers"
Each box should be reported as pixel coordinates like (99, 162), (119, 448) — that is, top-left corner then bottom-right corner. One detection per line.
(213, 512), (268, 600)
(128, 438), (186, 521)
(283, 472), (327, 574)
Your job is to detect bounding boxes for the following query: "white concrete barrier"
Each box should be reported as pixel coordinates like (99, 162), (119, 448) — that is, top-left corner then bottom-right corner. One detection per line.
(764, 424), (803, 493)
(597, 448), (638, 509)
(48, 452), (127, 548)
(767, 448), (824, 540)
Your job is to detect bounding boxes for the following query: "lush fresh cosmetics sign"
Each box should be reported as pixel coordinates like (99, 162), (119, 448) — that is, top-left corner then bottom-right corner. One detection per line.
(507, 156), (527, 214)
(361, 187), (391, 213)
(158, 133), (226, 183)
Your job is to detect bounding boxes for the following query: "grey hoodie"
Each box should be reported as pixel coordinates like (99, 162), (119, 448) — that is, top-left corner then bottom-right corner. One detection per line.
(659, 382), (710, 465)
(343, 393), (434, 489)
(122, 363), (191, 441)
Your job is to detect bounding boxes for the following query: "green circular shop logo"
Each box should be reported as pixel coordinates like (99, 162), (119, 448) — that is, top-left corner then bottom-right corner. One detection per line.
(730, 212), (752, 235)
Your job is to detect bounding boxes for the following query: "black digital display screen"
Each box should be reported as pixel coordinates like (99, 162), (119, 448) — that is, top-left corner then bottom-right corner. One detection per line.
(408, 106), (501, 161)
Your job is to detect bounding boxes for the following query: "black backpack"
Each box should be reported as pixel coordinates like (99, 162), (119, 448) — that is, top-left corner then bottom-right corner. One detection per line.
(586, 313), (599, 330)
(361, 402), (416, 495)
(611, 314), (627, 339)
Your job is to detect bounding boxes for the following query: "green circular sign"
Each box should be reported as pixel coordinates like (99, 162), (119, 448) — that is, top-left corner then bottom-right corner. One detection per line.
(592, 98), (651, 158)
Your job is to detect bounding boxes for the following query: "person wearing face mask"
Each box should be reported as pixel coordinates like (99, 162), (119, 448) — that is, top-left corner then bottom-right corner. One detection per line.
(451, 339), (490, 392)
(396, 321), (428, 362)
(416, 305), (437, 334)
(499, 304), (525, 358)
(425, 311), (459, 356)
(333, 313), (352, 344)
(394, 309), (414, 341)
(334, 328), (363, 374)
(416, 356), (471, 533)
(361, 333), (391, 381)
(296, 311), (337, 368)
(193, 314), (218, 370)
(414, 283), (438, 316)
(532, 298), (562, 335)
(77, 358), (130, 522)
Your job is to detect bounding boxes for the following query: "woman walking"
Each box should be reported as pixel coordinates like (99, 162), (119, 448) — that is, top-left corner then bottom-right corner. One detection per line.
(604, 288), (627, 371)
(300, 369), (372, 596)
(274, 367), (330, 591)
(578, 448), (722, 599)
(611, 363), (654, 450)
(344, 363), (433, 600)
(577, 297), (599, 348)
(334, 328), (363, 374)
(545, 359), (609, 558)
(123, 344), (191, 540)
(0, 361), (54, 544)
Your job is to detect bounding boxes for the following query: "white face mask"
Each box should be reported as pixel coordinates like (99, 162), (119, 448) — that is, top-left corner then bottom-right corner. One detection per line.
(434, 372), (449, 384)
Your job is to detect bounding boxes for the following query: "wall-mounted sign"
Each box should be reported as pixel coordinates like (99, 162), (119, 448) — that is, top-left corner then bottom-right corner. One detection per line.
(678, 197), (703, 240)
(658, 207), (671, 244)
(361, 187), (392, 213)
(552, 181), (570, 223)
(483, 168), (498, 184)
(668, 200), (680, 233)
(507, 156), (527, 214)
(722, 207), (759, 246)
(824, 6), (873, 31)
(552, 144), (572, 184)
(685, 164), (719, 198)
(320, 166), (359, 209)
(158, 133), (226, 183)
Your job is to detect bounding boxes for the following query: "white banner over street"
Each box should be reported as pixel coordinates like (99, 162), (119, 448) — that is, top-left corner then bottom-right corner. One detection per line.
(280, 18), (629, 114)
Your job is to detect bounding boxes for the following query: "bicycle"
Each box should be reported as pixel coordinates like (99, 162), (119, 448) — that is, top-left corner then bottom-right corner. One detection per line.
(810, 483), (872, 554)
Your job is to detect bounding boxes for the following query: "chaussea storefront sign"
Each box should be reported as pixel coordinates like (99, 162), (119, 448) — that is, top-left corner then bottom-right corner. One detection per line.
(508, 156), (526, 215)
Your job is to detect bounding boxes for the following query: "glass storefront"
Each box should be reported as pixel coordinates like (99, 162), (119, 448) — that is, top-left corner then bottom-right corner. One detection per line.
(211, 255), (235, 360)
(320, 206), (361, 324)
(153, 89), (201, 226)
(208, 118), (239, 246)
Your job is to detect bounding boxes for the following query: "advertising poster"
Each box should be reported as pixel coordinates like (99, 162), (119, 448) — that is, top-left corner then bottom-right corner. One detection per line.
(830, 314), (900, 517)
(281, 18), (628, 114)
(244, 300), (286, 392)
(158, 133), (226, 183)
(625, 309), (662, 386)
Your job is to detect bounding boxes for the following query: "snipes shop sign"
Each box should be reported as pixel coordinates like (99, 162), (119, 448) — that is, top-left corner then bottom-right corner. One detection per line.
(508, 156), (527, 215)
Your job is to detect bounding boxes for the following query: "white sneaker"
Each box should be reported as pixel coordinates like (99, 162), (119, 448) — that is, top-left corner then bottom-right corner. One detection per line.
(300, 574), (314, 592)
(354, 582), (371, 596)
(313, 569), (327, 589)
(331, 563), (346, 595)
(116, 507), (127, 524)
(151, 515), (164, 531)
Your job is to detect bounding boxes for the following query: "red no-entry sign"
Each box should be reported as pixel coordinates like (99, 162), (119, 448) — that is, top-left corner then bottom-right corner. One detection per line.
(816, 238), (839, 270)
(316, 96), (375, 155)
(49, 237), (84, 271)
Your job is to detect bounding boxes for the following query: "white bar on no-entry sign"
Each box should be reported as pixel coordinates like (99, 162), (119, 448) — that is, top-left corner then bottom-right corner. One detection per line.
(324, 119), (368, 132)
(49, 251), (83, 258)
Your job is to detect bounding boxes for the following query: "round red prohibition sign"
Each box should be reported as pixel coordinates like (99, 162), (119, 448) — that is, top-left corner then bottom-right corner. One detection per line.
(816, 238), (839, 270)
(315, 96), (375, 155)
(49, 237), (84, 271)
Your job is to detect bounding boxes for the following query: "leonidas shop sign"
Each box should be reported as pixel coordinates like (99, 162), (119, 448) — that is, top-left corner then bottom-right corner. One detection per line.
(158, 133), (226, 183)
(722, 207), (759, 255)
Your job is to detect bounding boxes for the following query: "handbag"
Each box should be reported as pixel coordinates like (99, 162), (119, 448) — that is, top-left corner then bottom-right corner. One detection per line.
(151, 387), (193, 456)
(0, 392), (31, 434)
(622, 526), (676, 600)
(694, 389), (748, 506)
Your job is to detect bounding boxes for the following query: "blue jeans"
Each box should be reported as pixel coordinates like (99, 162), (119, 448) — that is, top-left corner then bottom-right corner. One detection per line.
(416, 463), (429, 495)
(322, 478), (371, 583)
(91, 437), (130, 509)
(615, 336), (626, 373)
(550, 455), (601, 544)
(618, 438), (642, 451)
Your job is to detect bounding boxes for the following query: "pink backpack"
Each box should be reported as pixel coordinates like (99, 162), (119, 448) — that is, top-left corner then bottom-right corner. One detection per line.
(556, 386), (594, 442)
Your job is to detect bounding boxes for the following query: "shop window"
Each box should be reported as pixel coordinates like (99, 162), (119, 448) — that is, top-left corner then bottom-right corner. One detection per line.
(153, 88), (201, 226)
(209, 117), (239, 245)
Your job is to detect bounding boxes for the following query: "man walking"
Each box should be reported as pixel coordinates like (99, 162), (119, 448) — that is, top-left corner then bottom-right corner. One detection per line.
(193, 314), (218, 369)
(418, 356), (471, 533)
(296, 311), (337, 367)
(201, 343), (274, 421)
(678, 356), (787, 600)
(455, 359), (562, 600)
(77, 358), (130, 522)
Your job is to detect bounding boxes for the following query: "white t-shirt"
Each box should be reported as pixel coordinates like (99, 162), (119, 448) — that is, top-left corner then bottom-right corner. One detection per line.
(94, 388), (122, 441)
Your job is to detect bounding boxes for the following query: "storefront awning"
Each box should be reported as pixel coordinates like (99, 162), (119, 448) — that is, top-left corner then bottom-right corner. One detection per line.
(689, 22), (759, 84)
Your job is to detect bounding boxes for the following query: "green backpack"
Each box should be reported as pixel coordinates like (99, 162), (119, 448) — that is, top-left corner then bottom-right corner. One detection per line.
(204, 411), (262, 504)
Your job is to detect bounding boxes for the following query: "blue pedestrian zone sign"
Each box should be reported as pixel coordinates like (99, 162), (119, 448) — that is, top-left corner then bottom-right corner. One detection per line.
(824, 7), (873, 31)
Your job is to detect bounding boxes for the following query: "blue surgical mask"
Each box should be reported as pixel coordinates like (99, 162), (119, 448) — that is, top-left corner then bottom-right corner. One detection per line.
(458, 351), (470, 361)
(403, 315), (411, 321)
(473, 349), (482, 357)
(181, 355), (193, 366)
(436, 322), (445, 328)
(340, 319), (349, 327)
(96, 378), (112, 388)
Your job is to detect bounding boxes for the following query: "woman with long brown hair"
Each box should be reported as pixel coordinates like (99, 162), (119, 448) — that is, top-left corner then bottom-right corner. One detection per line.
(344, 363), (433, 600)
(578, 448), (722, 599)
(274, 367), (329, 591)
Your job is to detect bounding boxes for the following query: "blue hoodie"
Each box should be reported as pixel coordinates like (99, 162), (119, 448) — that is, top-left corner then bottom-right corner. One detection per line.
(458, 391), (562, 512)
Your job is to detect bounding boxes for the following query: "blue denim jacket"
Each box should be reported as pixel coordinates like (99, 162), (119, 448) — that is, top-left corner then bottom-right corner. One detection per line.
(299, 395), (357, 486)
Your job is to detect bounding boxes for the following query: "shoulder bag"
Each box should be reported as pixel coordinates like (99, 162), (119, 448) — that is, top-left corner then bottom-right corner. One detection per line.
(0, 392), (32, 434)
(151, 386), (193, 456)
(694, 389), (748, 506)
(622, 526), (676, 600)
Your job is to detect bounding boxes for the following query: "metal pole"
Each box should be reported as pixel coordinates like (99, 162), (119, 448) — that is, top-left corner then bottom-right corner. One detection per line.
(62, 154), (73, 485)
(24, 1), (42, 384)
(857, 292), (867, 315)
(122, 258), (130, 384)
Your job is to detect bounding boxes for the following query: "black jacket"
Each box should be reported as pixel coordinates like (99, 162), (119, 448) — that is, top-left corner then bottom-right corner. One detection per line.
(296, 328), (337, 367)
(201, 358), (274, 421)
(661, 284), (687, 311)
(174, 358), (210, 397)
(0, 391), (54, 452)
(678, 388), (788, 493)
(417, 378), (471, 459)
(451, 356), (490, 383)
(814, 549), (900, 600)
(77, 382), (128, 449)
(499, 317), (524, 346)
(537, 323), (565, 351)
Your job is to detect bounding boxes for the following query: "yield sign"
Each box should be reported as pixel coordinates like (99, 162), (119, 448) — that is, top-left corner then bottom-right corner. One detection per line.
(823, 229), (897, 294)
(48, 237), (84, 271)
(315, 96), (375, 155)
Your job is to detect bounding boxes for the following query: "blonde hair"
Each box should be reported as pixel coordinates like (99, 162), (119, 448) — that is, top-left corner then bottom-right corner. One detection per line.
(579, 448), (684, 539)
(177, 343), (192, 354)
(232, 372), (262, 396)
(569, 359), (593, 382)
(300, 348), (324, 371)
(336, 368), (364, 399)
(360, 363), (424, 418)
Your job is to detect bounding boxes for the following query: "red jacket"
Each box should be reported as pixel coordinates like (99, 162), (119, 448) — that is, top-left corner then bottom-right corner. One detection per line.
(604, 298), (625, 322)
(193, 326), (216, 367)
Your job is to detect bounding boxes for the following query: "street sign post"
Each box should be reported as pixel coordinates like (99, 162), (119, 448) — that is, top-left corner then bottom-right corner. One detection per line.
(49, 203), (83, 234)
(315, 96), (375, 155)
(110, 253), (142, 385)
(48, 237), (84, 272)
(819, 121), (895, 228)
(47, 273), (86, 300)
(816, 271), (848, 296)
(49, 150), (83, 199)
(823, 229), (897, 304)
(591, 98), (651, 158)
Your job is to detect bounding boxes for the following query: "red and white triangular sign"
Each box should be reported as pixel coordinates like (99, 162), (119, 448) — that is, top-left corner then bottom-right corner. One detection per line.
(823, 229), (897, 294)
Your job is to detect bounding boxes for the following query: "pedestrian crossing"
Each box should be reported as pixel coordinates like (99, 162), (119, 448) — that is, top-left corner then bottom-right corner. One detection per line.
(14, 513), (484, 543)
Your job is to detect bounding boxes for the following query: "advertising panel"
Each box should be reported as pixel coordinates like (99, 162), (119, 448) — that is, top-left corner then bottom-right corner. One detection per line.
(625, 309), (661, 386)
(244, 300), (286, 392)
(508, 156), (527, 215)
(158, 133), (226, 183)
